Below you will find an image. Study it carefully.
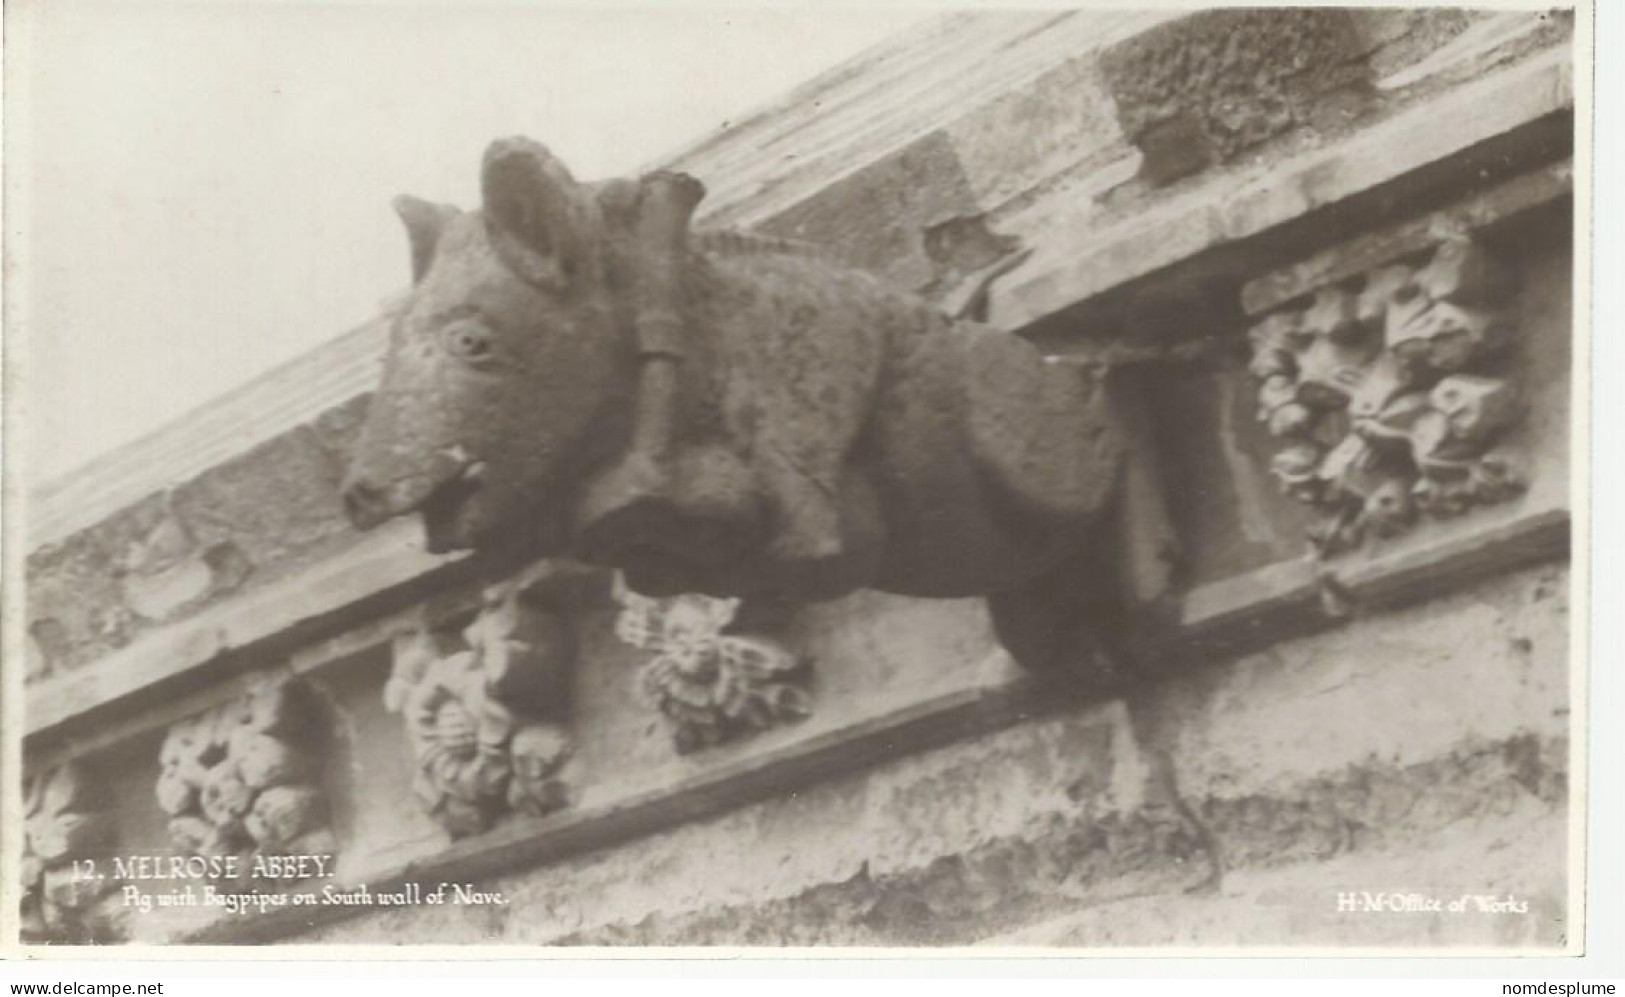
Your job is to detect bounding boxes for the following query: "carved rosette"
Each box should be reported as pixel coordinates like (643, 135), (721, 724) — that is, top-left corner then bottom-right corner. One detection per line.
(612, 576), (810, 754)
(385, 580), (577, 838)
(1247, 236), (1526, 556)
(20, 762), (116, 942)
(157, 679), (335, 871)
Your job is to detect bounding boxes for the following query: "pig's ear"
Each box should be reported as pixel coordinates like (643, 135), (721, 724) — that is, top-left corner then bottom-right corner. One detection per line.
(481, 137), (592, 291)
(393, 195), (457, 284)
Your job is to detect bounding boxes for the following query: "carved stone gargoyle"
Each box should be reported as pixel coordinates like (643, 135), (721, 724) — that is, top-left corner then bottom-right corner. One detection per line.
(342, 137), (1179, 677)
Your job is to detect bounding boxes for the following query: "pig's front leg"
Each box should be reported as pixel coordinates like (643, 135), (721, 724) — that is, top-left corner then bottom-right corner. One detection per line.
(753, 437), (882, 601)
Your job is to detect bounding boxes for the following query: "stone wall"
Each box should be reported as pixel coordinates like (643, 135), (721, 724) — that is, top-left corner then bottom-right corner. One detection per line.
(19, 8), (1577, 950)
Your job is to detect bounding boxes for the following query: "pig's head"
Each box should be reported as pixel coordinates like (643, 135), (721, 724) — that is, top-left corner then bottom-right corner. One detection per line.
(341, 138), (637, 554)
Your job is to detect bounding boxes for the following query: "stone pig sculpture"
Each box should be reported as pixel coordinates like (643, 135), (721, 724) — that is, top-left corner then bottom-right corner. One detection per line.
(343, 137), (1176, 676)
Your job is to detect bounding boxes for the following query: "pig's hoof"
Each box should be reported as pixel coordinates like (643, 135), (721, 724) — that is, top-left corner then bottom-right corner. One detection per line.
(765, 528), (871, 601)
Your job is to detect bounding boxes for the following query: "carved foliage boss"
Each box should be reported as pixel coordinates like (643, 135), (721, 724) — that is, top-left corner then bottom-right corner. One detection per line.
(386, 580), (578, 837)
(20, 763), (116, 941)
(1248, 236), (1526, 555)
(157, 679), (335, 867)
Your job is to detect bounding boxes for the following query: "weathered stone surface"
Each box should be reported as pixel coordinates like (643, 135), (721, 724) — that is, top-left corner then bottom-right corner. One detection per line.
(113, 498), (253, 625)
(988, 793), (1566, 948)
(25, 409), (370, 680)
(945, 53), (1130, 214)
(1364, 9), (1572, 92)
(169, 426), (352, 577)
(758, 130), (982, 290)
(308, 393), (374, 472)
(25, 493), (170, 676)
(26, 536), (130, 679)
(547, 734), (1564, 947)
(1098, 8), (1372, 185)
(1356, 7), (1482, 81)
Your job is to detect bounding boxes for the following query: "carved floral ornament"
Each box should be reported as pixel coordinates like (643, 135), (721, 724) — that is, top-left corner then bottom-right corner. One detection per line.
(1247, 235), (1527, 556)
(157, 678), (335, 869)
(385, 580), (577, 838)
(611, 575), (810, 754)
(20, 762), (116, 941)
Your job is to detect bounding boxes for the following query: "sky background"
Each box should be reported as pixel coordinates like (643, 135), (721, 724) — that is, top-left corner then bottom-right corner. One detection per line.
(9, 2), (934, 483)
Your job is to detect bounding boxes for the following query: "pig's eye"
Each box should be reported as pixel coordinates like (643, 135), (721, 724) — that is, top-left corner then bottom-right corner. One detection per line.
(441, 319), (498, 368)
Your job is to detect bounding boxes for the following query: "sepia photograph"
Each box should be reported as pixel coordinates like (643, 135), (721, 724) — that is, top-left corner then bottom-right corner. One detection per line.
(1, 0), (1594, 959)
